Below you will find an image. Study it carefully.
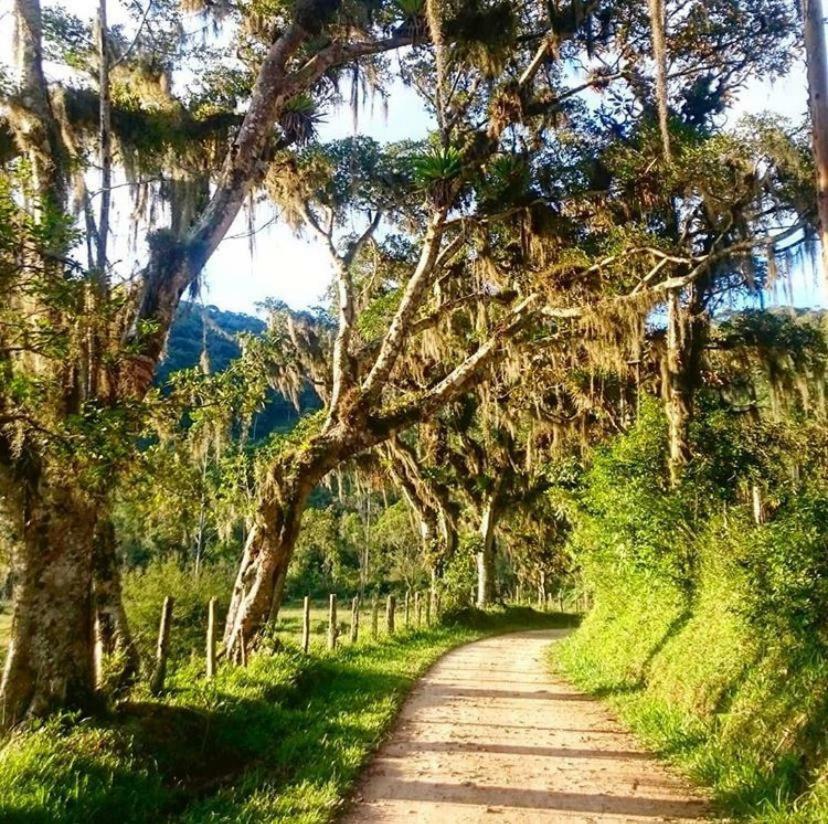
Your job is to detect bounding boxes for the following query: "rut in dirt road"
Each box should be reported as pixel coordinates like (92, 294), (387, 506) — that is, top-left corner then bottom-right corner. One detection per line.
(342, 629), (711, 823)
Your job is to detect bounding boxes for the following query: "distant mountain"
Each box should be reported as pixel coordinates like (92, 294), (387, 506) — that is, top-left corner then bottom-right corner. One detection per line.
(159, 303), (318, 437)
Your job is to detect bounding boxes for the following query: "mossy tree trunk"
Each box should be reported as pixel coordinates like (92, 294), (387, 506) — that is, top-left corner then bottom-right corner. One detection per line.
(0, 480), (98, 729)
(662, 285), (709, 487)
(476, 492), (500, 608)
(223, 440), (341, 662)
(92, 518), (139, 687)
(664, 290), (692, 486)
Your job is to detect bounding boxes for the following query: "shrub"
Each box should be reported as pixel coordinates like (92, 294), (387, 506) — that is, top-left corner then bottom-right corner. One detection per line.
(122, 559), (234, 670)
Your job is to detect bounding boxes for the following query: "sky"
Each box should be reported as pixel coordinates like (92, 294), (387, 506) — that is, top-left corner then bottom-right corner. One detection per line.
(202, 80), (433, 313)
(0, 0), (823, 315)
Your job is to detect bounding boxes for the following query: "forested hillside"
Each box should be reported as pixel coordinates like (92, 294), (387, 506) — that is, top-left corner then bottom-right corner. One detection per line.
(159, 302), (317, 436)
(1, 0), (827, 822)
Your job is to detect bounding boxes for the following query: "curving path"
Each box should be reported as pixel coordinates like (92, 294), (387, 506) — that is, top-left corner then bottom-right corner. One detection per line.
(343, 629), (711, 823)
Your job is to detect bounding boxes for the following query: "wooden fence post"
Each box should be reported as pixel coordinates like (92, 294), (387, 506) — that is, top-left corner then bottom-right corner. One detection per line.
(386, 594), (396, 634)
(328, 594), (338, 651)
(371, 593), (379, 639)
(206, 596), (217, 679)
(149, 596), (174, 695)
(350, 596), (360, 644)
(302, 595), (310, 653)
(414, 591), (422, 626)
(404, 591), (410, 629)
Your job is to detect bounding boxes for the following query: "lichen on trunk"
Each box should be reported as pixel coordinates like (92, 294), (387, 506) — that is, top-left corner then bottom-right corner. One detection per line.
(0, 480), (98, 729)
(476, 492), (499, 608)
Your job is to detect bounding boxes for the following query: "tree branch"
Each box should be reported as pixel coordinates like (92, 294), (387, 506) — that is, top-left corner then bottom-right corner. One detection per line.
(372, 294), (540, 433)
(361, 209), (448, 402)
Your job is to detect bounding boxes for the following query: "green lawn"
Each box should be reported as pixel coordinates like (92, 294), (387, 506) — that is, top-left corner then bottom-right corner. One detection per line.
(0, 606), (576, 824)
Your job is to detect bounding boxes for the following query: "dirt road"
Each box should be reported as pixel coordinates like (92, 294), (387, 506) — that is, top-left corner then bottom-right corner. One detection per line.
(343, 629), (711, 823)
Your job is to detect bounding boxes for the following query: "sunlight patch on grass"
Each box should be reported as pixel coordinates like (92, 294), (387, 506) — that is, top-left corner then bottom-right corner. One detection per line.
(0, 607), (574, 824)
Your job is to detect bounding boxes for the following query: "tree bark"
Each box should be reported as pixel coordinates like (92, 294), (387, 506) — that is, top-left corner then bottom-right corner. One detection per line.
(804, 0), (828, 280)
(13, 0), (67, 208)
(648, 0), (671, 160)
(223, 448), (333, 661)
(664, 290), (691, 486)
(92, 518), (139, 687)
(0, 482), (97, 729)
(476, 493), (499, 608)
(662, 284), (708, 486)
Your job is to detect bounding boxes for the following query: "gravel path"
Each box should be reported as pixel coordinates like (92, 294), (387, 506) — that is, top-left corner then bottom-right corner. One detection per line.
(342, 629), (711, 823)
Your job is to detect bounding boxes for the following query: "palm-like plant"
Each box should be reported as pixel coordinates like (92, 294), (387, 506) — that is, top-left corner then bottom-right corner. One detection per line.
(392, 0), (427, 41)
(280, 94), (323, 145)
(411, 146), (463, 208)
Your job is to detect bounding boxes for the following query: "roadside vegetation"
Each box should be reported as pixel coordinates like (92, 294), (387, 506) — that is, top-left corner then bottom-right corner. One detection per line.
(555, 400), (828, 824)
(0, 607), (573, 824)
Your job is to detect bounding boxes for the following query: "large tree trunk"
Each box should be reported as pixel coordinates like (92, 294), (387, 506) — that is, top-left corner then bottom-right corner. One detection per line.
(662, 286), (708, 486)
(223, 446), (335, 661)
(476, 494), (499, 608)
(804, 0), (828, 280)
(224, 502), (306, 662)
(92, 518), (139, 688)
(0, 482), (97, 729)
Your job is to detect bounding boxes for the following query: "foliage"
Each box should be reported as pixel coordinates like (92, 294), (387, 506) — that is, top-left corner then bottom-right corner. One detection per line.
(438, 534), (478, 611)
(122, 559), (235, 669)
(556, 401), (828, 823)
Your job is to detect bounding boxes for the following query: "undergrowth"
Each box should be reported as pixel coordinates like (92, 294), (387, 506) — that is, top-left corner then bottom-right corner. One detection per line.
(553, 401), (828, 823)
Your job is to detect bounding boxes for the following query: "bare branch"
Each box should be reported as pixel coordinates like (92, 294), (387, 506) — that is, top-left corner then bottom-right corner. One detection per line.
(519, 34), (555, 87)
(343, 210), (382, 266)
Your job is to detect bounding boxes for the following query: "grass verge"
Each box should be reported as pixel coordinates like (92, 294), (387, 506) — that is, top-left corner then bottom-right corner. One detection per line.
(0, 606), (575, 824)
(553, 606), (828, 824)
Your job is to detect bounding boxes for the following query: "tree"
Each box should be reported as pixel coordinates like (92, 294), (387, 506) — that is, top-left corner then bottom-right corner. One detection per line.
(0, 0), (421, 725)
(804, 0), (828, 280)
